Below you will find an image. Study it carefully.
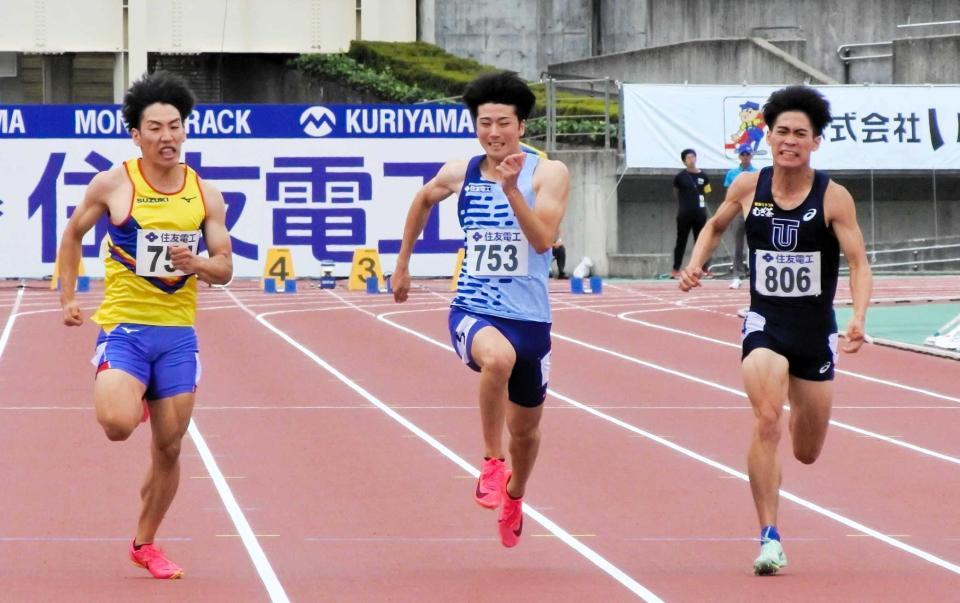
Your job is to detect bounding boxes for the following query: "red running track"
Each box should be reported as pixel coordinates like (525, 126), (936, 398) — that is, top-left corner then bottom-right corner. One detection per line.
(1, 276), (959, 601)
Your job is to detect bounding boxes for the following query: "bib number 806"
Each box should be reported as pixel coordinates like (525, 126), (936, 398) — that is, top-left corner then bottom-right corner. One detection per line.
(763, 265), (811, 294)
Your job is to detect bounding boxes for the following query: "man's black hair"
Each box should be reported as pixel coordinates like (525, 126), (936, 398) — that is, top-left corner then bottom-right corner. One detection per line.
(462, 71), (536, 122)
(680, 148), (696, 162)
(122, 71), (196, 131)
(763, 86), (831, 137)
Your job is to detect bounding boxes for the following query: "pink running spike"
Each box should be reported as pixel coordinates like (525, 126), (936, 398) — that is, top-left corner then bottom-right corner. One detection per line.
(130, 541), (183, 579)
(497, 471), (523, 548)
(474, 457), (505, 510)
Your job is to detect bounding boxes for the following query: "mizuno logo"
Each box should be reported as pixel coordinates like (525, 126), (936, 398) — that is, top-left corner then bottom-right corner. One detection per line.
(181, 195), (196, 203)
(120, 327), (140, 334)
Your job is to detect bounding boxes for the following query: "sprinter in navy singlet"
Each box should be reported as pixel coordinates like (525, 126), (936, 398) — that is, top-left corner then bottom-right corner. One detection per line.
(742, 166), (841, 381)
(677, 86), (873, 576)
(392, 71), (569, 549)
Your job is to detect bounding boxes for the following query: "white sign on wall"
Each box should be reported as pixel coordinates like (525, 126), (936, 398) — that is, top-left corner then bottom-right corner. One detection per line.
(623, 84), (960, 170)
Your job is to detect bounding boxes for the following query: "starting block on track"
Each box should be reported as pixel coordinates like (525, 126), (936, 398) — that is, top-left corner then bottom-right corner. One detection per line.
(264, 278), (297, 293)
(319, 260), (337, 289)
(570, 276), (603, 294)
(366, 275), (392, 294)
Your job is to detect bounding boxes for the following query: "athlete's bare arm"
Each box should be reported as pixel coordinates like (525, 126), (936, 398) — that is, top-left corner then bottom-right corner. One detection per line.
(172, 180), (233, 285)
(679, 171), (760, 291)
(392, 160), (468, 302)
(825, 181), (872, 352)
(58, 168), (126, 326)
(497, 154), (569, 253)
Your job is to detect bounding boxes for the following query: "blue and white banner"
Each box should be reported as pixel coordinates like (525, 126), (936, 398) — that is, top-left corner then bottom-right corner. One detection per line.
(623, 84), (960, 170)
(0, 104), (481, 278)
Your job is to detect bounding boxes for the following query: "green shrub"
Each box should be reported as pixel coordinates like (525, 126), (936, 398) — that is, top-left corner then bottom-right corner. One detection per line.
(290, 53), (446, 102)
(292, 42), (621, 146)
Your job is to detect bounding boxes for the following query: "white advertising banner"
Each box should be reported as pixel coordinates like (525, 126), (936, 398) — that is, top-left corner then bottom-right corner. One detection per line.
(0, 103), (481, 278)
(623, 84), (960, 170)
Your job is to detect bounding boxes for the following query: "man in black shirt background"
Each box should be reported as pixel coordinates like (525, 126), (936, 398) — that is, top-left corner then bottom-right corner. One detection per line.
(671, 148), (711, 278)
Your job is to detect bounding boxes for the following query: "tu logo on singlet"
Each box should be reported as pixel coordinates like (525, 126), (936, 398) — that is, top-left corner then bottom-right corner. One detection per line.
(771, 218), (800, 251)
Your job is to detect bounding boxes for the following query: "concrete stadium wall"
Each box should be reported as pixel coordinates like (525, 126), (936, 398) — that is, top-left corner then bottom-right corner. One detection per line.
(612, 171), (960, 277)
(549, 37), (836, 85)
(598, 0), (650, 55)
(423, 0), (959, 85)
(423, 0), (596, 79)
(645, 0), (960, 84)
(554, 150), (620, 276)
(894, 34), (960, 84)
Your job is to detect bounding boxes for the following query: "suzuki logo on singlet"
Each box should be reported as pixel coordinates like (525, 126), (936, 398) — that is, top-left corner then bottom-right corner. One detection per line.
(771, 218), (800, 251)
(300, 106), (336, 137)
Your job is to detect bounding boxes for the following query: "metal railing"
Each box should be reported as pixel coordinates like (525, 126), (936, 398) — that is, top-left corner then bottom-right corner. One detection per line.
(897, 19), (960, 32)
(836, 41), (892, 63)
(524, 75), (618, 153)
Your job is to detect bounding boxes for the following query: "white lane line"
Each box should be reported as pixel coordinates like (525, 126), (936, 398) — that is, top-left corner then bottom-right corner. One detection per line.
(188, 420), (290, 602)
(550, 329), (960, 467)
(615, 309), (960, 406)
(373, 306), (960, 576)
(0, 287), (289, 602)
(0, 286), (25, 362)
(231, 290), (663, 602)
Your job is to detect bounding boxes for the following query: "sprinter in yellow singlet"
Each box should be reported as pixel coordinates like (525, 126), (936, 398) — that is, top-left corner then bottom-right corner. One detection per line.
(57, 72), (233, 579)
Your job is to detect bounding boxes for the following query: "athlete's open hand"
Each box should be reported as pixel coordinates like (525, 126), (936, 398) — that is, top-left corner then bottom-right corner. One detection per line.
(169, 246), (200, 274)
(678, 266), (703, 292)
(842, 316), (867, 353)
(495, 153), (526, 192)
(61, 299), (83, 326)
(392, 266), (411, 303)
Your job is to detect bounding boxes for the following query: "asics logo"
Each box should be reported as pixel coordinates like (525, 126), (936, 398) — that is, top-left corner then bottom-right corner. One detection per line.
(819, 362), (831, 374)
(803, 208), (818, 222)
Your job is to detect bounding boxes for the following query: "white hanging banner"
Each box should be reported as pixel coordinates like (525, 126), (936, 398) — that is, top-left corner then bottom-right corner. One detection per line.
(0, 103), (481, 278)
(623, 84), (960, 170)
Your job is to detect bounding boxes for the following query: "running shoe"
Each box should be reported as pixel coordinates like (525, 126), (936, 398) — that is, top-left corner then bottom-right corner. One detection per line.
(130, 541), (184, 579)
(497, 471), (523, 548)
(729, 277), (742, 289)
(474, 457), (505, 509)
(753, 538), (787, 576)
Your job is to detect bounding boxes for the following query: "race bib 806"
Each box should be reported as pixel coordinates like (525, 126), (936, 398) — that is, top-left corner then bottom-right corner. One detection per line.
(754, 250), (821, 297)
(466, 229), (529, 277)
(135, 229), (202, 277)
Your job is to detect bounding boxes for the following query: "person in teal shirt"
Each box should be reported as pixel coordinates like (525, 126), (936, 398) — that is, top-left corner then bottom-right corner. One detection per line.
(724, 146), (758, 288)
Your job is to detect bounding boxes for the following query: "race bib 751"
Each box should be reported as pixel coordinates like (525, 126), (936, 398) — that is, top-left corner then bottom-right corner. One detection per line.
(135, 229), (202, 277)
